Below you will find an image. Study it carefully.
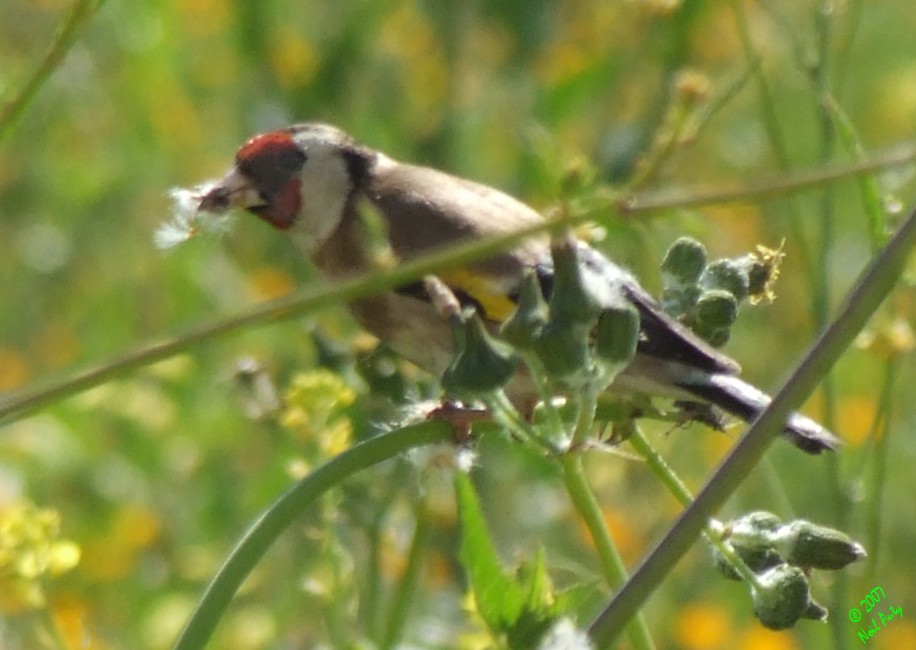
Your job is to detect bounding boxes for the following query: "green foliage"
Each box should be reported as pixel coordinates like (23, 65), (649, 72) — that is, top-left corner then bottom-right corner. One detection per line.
(443, 310), (519, 398)
(455, 472), (562, 649)
(1, 1), (915, 649)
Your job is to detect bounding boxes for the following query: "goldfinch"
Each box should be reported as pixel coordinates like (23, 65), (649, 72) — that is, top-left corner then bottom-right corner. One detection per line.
(196, 123), (840, 454)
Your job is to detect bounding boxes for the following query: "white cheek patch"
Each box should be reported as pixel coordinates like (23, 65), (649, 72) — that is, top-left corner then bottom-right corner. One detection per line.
(289, 152), (353, 253)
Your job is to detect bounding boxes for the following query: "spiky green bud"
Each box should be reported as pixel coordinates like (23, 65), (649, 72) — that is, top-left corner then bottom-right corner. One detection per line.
(661, 237), (708, 287)
(752, 565), (812, 630)
(533, 322), (592, 383)
(695, 289), (739, 330)
(442, 310), (518, 396)
(594, 305), (639, 366)
(547, 236), (602, 328)
(501, 272), (548, 350)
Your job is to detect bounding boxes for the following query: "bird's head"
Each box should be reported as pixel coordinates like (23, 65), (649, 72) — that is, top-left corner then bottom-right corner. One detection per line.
(200, 123), (374, 251)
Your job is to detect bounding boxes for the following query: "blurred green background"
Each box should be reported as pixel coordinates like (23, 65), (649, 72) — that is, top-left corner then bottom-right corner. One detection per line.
(1, 0), (915, 648)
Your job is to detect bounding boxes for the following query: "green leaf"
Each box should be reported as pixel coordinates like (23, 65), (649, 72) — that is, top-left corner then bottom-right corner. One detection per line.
(455, 474), (565, 648)
(507, 546), (564, 649)
(455, 472), (526, 630)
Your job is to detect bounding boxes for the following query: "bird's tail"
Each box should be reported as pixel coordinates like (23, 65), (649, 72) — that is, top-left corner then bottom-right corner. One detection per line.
(678, 373), (842, 454)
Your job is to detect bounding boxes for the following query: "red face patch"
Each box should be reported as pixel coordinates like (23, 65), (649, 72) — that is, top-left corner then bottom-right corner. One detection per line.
(235, 131), (307, 229)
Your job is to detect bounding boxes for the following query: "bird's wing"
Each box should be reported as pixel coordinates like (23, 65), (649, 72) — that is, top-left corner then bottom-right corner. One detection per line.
(364, 157), (549, 321)
(364, 156), (740, 377)
(623, 282), (741, 375)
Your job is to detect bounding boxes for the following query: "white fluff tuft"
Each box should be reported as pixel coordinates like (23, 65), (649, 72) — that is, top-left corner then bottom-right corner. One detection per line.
(154, 181), (235, 250)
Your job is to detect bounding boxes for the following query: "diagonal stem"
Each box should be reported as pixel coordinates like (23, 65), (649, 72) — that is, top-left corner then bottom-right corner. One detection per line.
(588, 201), (916, 646)
(0, 0), (104, 142)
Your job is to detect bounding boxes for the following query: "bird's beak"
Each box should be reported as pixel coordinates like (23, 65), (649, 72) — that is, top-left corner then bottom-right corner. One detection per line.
(198, 167), (267, 214)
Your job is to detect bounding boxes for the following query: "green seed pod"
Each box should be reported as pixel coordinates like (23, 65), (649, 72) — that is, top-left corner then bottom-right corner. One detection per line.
(777, 520), (867, 571)
(501, 272), (548, 350)
(661, 237), (708, 287)
(442, 310), (518, 396)
(695, 289), (739, 330)
(702, 259), (750, 302)
(594, 305), (639, 366)
(752, 564), (811, 630)
(548, 236), (602, 328)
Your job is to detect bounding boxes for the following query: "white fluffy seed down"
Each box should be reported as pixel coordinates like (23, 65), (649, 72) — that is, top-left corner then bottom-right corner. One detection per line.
(154, 180), (235, 250)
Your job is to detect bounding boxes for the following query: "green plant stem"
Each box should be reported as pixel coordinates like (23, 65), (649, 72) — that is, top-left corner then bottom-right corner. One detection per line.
(811, 9), (850, 649)
(627, 429), (763, 589)
(486, 391), (536, 442)
(619, 140), (916, 214)
(626, 429), (693, 506)
(380, 496), (432, 650)
(730, 0), (817, 294)
(864, 359), (900, 580)
(823, 92), (889, 251)
(625, 94), (694, 193)
(758, 456), (797, 517)
(364, 514), (386, 638)
(834, 0), (866, 95)
(559, 453), (655, 650)
(485, 391), (558, 454)
(171, 420), (452, 650)
(1, 218), (577, 427)
(587, 200), (916, 647)
(577, 383), (599, 444)
(362, 479), (400, 638)
(0, 0), (103, 143)
(525, 357), (568, 442)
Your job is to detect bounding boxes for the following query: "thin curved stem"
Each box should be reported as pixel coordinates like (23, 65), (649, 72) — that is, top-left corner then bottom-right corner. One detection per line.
(560, 453), (655, 650)
(379, 496), (432, 650)
(0, 0), (104, 143)
(619, 140), (916, 214)
(171, 420), (452, 650)
(627, 429), (763, 590)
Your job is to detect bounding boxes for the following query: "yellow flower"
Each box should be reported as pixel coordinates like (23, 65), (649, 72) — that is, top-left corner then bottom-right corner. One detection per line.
(856, 318), (915, 361)
(281, 370), (357, 460)
(673, 601), (733, 649)
(0, 501), (80, 613)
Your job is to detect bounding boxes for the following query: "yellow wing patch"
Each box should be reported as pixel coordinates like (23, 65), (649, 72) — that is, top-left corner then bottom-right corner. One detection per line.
(438, 268), (518, 322)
